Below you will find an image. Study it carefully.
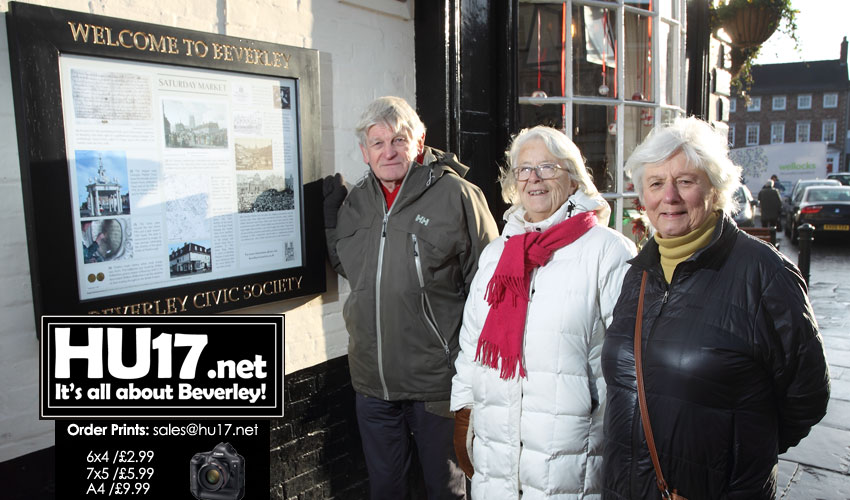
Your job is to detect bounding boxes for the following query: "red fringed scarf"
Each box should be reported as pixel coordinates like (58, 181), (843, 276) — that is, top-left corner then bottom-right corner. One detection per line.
(475, 211), (597, 379)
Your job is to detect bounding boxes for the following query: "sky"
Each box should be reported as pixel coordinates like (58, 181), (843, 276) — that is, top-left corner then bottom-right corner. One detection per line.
(754, 1), (850, 65)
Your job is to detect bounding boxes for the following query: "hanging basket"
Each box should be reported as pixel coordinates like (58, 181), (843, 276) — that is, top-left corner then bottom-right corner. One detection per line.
(721, 5), (781, 48)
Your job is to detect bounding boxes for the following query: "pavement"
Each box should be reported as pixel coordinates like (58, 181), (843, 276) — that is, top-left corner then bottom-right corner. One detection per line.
(771, 228), (850, 499)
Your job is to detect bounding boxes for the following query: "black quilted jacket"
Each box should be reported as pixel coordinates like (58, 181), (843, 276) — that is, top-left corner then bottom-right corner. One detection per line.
(601, 214), (830, 500)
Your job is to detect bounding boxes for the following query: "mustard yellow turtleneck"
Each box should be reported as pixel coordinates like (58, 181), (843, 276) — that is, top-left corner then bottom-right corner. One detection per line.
(654, 212), (719, 283)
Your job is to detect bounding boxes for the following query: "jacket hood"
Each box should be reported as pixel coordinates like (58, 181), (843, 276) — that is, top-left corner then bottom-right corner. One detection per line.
(424, 147), (469, 178)
(502, 189), (611, 236)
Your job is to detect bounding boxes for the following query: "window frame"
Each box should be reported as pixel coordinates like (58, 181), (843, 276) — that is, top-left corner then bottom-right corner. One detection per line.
(798, 94), (812, 110)
(824, 93), (838, 109)
(514, 0), (688, 237)
(728, 124), (735, 147)
(746, 123), (760, 145)
(770, 122), (784, 144)
(729, 97), (736, 113)
(772, 95), (786, 111)
(796, 121), (811, 142)
(823, 120), (837, 143)
(747, 96), (761, 111)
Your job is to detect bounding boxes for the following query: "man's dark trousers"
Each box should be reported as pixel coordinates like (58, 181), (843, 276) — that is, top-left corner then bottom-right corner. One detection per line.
(355, 393), (465, 500)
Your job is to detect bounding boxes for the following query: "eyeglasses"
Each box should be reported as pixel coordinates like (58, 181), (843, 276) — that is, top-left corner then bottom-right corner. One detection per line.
(513, 162), (565, 181)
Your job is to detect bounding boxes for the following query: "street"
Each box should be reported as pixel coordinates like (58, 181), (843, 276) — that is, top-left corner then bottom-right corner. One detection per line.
(772, 227), (850, 499)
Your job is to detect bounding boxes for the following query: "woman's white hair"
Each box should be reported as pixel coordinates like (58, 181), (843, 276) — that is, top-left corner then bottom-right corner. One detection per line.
(499, 126), (599, 205)
(354, 96), (425, 146)
(625, 116), (742, 214)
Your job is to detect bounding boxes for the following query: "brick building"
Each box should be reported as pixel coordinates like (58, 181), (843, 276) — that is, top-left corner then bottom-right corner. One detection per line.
(728, 37), (850, 173)
(168, 242), (212, 275)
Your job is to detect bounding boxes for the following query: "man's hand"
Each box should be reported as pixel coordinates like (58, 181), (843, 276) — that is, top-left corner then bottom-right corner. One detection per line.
(453, 407), (474, 478)
(322, 173), (347, 228)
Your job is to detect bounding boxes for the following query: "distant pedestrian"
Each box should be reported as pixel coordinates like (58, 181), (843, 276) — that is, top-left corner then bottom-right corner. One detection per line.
(771, 173), (786, 193)
(602, 117), (830, 500)
(758, 179), (783, 229)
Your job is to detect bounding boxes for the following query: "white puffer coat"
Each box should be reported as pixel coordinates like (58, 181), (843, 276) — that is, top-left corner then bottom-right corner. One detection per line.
(451, 191), (635, 499)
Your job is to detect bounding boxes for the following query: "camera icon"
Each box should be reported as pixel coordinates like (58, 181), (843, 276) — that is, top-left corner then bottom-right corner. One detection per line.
(189, 442), (245, 500)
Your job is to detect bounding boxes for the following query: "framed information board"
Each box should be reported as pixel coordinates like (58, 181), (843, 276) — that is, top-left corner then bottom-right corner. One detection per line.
(7, 2), (326, 329)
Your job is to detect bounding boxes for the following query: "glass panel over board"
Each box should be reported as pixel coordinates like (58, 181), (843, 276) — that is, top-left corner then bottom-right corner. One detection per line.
(574, 5), (618, 98)
(624, 10), (653, 104)
(572, 103), (618, 193)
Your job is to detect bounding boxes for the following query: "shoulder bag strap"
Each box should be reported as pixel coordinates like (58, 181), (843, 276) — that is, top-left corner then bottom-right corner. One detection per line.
(634, 271), (675, 500)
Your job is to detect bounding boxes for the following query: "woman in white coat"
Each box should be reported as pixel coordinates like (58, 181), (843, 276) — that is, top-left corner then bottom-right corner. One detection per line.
(451, 126), (635, 499)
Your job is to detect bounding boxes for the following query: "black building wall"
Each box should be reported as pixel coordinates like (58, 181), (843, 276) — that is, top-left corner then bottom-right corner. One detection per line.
(270, 357), (369, 499)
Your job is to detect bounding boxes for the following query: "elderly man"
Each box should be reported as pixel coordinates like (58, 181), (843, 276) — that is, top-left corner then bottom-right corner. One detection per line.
(323, 96), (498, 499)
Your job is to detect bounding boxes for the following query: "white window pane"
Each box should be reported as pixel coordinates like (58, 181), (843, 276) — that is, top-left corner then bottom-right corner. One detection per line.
(659, 21), (678, 106)
(661, 108), (682, 125)
(518, 103), (565, 130)
(746, 124), (759, 145)
(573, 103), (618, 192)
(625, 11), (653, 102)
(798, 95), (811, 109)
(517, 4), (566, 98)
(624, 105), (653, 166)
(823, 121), (837, 143)
(657, 0), (675, 19)
(575, 5), (618, 98)
(771, 123), (784, 144)
(796, 123), (810, 142)
(824, 93), (838, 108)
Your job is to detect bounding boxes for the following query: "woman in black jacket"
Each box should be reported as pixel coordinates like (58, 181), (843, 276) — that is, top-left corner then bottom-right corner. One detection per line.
(601, 117), (830, 500)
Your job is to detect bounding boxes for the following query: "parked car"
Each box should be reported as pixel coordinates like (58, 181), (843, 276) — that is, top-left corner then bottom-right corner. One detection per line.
(788, 185), (850, 244)
(783, 179), (842, 236)
(732, 184), (756, 227)
(827, 172), (850, 186)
